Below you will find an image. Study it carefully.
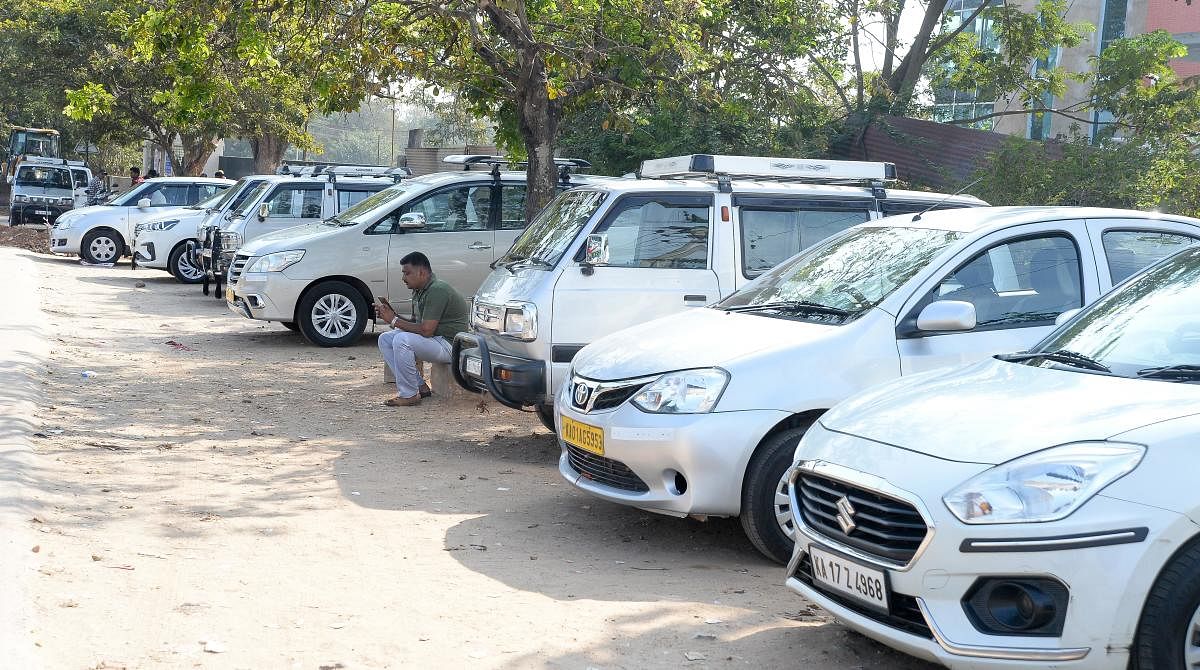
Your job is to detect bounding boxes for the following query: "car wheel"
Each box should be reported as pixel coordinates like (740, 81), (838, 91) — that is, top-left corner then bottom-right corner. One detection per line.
(740, 424), (811, 564)
(1134, 536), (1200, 669)
(168, 243), (205, 283)
(281, 321), (300, 332)
(80, 228), (123, 264)
(535, 404), (557, 434)
(8, 210), (18, 226)
(297, 280), (368, 347)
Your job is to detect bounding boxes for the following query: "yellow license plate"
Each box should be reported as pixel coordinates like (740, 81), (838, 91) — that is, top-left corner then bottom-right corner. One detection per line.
(225, 287), (234, 302)
(561, 416), (604, 456)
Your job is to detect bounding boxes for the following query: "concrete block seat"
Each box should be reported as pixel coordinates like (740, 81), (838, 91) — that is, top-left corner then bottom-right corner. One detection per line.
(384, 359), (469, 401)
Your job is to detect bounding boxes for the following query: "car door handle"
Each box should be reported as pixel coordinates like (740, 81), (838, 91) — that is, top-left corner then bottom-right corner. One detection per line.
(468, 242), (492, 250)
(684, 294), (707, 302)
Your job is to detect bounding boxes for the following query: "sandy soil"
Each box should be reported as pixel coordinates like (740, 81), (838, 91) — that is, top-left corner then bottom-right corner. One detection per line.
(14, 251), (936, 669)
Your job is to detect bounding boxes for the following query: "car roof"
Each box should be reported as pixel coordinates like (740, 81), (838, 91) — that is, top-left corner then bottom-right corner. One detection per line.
(143, 177), (235, 185)
(571, 177), (987, 204)
(252, 174), (401, 185)
(868, 205), (1200, 235)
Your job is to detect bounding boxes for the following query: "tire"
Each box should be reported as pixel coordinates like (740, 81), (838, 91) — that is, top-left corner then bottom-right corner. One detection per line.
(740, 424), (811, 564)
(281, 321), (300, 332)
(1133, 536), (1200, 669)
(535, 404), (557, 434)
(168, 243), (205, 283)
(80, 228), (124, 264)
(8, 209), (19, 226)
(297, 280), (368, 347)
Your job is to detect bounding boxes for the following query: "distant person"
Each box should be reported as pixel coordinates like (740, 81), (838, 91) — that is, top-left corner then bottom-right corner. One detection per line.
(86, 170), (108, 205)
(129, 166), (144, 185)
(145, 169), (160, 179)
(213, 169), (226, 179)
(375, 252), (470, 407)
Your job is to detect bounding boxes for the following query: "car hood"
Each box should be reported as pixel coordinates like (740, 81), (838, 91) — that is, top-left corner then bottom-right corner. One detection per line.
(475, 266), (548, 305)
(57, 204), (124, 228)
(822, 359), (1200, 465)
(142, 208), (206, 226)
(572, 306), (841, 380)
(239, 222), (341, 255)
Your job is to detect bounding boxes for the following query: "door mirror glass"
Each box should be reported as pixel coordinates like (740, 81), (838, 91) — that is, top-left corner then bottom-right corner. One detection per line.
(1054, 308), (1081, 326)
(916, 300), (977, 332)
(583, 233), (609, 265)
(398, 212), (427, 229)
(258, 202), (270, 221)
(137, 197), (151, 209)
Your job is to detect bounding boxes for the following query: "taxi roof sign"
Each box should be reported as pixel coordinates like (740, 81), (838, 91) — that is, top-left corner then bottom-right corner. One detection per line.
(639, 154), (896, 183)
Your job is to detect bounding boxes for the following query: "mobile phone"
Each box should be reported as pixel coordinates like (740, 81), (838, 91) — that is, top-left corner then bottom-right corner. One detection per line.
(378, 296), (393, 310)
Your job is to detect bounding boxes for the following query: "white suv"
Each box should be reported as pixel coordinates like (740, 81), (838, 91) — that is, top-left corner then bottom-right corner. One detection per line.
(226, 156), (601, 346)
(50, 177), (233, 263)
(556, 206), (1200, 563)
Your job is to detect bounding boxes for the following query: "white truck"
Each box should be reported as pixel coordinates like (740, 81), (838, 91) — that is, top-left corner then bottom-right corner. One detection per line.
(452, 154), (987, 430)
(8, 157), (90, 226)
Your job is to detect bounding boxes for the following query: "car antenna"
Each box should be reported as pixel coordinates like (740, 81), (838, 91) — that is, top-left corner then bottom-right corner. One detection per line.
(911, 176), (984, 222)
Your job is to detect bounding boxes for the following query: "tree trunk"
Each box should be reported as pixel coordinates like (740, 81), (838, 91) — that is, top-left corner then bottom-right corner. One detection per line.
(884, 0), (949, 112)
(250, 133), (289, 174)
(180, 133), (219, 176)
(514, 51), (562, 222)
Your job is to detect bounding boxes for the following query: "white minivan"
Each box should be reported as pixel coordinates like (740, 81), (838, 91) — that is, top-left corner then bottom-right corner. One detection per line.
(556, 206), (1200, 564)
(453, 155), (986, 429)
(8, 157), (87, 226)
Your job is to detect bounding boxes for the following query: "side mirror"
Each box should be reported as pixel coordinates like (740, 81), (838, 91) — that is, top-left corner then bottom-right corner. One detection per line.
(397, 212), (426, 229)
(137, 197), (151, 209)
(916, 300), (977, 332)
(258, 202), (270, 221)
(583, 233), (609, 265)
(1054, 308), (1082, 327)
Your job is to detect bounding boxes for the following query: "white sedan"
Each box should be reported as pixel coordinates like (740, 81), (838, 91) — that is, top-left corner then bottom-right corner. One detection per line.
(785, 245), (1200, 668)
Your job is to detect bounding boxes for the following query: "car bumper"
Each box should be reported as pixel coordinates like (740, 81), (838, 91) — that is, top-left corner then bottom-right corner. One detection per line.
(556, 389), (789, 517)
(453, 332), (549, 408)
(227, 271), (305, 322)
(131, 230), (179, 269)
(783, 432), (1200, 669)
(13, 203), (69, 225)
(48, 225), (83, 254)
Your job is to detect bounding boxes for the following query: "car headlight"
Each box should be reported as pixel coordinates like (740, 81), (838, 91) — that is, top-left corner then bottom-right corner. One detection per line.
(631, 368), (729, 414)
(12, 194), (28, 203)
(56, 213), (74, 229)
(58, 197), (73, 206)
(501, 302), (537, 340)
(247, 250), (304, 273)
(943, 442), (1145, 524)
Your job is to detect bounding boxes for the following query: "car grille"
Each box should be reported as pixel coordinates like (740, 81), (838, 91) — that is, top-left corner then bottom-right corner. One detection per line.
(797, 473), (927, 565)
(472, 302), (502, 331)
(228, 253), (252, 283)
(569, 375), (655, 413)
(564, 445), (649, 493)
(794, 553), (932, 639)
(590, 384), (646, 411)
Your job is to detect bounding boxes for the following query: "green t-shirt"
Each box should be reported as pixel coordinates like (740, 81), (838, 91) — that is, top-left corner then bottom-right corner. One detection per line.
(413, 276), (470, 339)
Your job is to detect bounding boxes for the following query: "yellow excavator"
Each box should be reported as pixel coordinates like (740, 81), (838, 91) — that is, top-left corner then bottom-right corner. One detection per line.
(2, 126), (61, 182)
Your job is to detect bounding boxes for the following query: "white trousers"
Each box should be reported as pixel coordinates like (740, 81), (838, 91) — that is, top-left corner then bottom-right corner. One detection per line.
(378, 330), (452, 397)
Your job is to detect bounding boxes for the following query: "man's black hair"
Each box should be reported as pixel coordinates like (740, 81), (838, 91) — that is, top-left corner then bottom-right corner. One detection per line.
(399, 251), (431, 270)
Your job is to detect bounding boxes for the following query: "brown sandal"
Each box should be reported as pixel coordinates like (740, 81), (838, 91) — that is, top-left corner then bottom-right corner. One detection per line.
(383, 395), (422, 407)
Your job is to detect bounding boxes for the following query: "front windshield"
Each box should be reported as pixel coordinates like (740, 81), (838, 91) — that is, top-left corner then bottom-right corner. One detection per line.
(1026, 246), (1200, 380)
(717, 225), (965, 317)
(109, 182), (154, 206)
(337, 181), (419, 226)
(231, 182), (272, 218)
(205, 178), (253, 211)
(497, 189), (608, 267)
(15, 166), (71, 189)
(192, 189), (226, 210)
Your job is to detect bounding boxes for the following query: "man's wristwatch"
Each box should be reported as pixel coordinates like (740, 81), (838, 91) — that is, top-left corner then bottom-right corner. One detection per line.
(390, 316), (400, 328)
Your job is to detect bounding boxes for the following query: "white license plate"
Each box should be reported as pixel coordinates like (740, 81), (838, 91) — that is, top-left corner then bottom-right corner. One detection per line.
(33, 210), (51, 215)
(809, 545), (889, 612)
(465, 356), (482, 377)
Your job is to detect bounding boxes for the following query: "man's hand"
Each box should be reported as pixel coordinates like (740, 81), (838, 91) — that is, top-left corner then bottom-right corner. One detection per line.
(376, 300), (397, 324)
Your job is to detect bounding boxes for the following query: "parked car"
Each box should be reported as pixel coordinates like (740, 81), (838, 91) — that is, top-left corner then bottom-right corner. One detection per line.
(784, 244), (1200, 669)
(197, 165), (407, 295)
(556, 206), (1200, 563)
(224, 156), (601, 346)
(131, 174), (276, 282)
(453, 154), (986, 430)
(8, 157), (90, 226)
(49, 176), (234, 263)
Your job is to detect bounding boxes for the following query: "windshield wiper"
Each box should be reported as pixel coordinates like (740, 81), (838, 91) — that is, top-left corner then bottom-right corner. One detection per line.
(501, 256), (553, 273)
(1136, 364), (1200, 381)
(324, 216), (344, 226)
(997, 349), (1111, 373)
(722, 300), (852, 318)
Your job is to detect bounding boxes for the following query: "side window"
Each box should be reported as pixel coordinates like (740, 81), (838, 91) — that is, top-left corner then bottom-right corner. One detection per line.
(147, 184), (192, 206)
(71, 170), (89, 188)
(499, 185), (527, 230)
(337, 188), (377, 212)
(592, 196), (711, 269)
(923, 235), (1082, 330)
(402, 184), (492, 232)
(264, 186), (323, 219)
(1102, 230), (1199, 284)
(740, 207), (871, 277)
(196, 184), (224, 201)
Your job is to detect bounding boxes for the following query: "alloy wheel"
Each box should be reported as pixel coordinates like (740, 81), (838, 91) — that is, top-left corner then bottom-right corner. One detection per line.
(1185, 602), (1200, 667)
(774, 471), (795, 540)
(176, 252), (204, 281)
(312, 294), (357, 339)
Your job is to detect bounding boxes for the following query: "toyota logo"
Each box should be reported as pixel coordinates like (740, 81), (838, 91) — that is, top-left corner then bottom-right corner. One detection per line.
(573, 383), (591, 408)
(835, 496), (857, 535)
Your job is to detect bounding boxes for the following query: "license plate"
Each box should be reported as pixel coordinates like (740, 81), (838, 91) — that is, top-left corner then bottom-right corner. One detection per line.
(465, 356), (482, 377)
(225, 287), (234, 302)
(809, 545), (889, 612)
(561, 416), (604, 456)
(33, 210), (51, 215)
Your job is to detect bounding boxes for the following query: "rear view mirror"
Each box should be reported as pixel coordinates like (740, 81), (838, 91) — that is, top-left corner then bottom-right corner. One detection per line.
(398, 212), (426, 229)
(137, 198), (151, 209)
(583, 233), (609, 265)
(1054, 308), (1081, 326)
(917, 300), (977, 332)
(258, 202), (270, 221)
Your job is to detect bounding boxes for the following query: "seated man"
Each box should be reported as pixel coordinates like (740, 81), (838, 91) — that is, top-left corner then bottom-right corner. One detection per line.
(375, 252), (470, 407)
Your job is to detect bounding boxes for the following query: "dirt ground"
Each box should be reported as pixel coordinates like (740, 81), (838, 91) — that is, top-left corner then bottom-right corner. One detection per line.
(11, 248), (937, 669)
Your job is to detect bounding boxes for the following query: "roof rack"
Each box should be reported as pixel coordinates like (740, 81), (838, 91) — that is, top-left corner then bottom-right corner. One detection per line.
(19, 156), (71, 168)
(639, 154), (897, 185)
(277, 163), (413, 183)
(441, 155), (592, 185)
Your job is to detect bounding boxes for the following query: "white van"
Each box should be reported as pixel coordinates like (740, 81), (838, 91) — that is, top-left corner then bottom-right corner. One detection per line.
(452, 154), (986, 429)
(8, 157), (88, 226)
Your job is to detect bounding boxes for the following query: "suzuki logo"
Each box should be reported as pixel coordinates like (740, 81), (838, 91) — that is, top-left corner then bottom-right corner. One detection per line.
(835, 496), (857, 535)
(573, 382), (591, 409)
